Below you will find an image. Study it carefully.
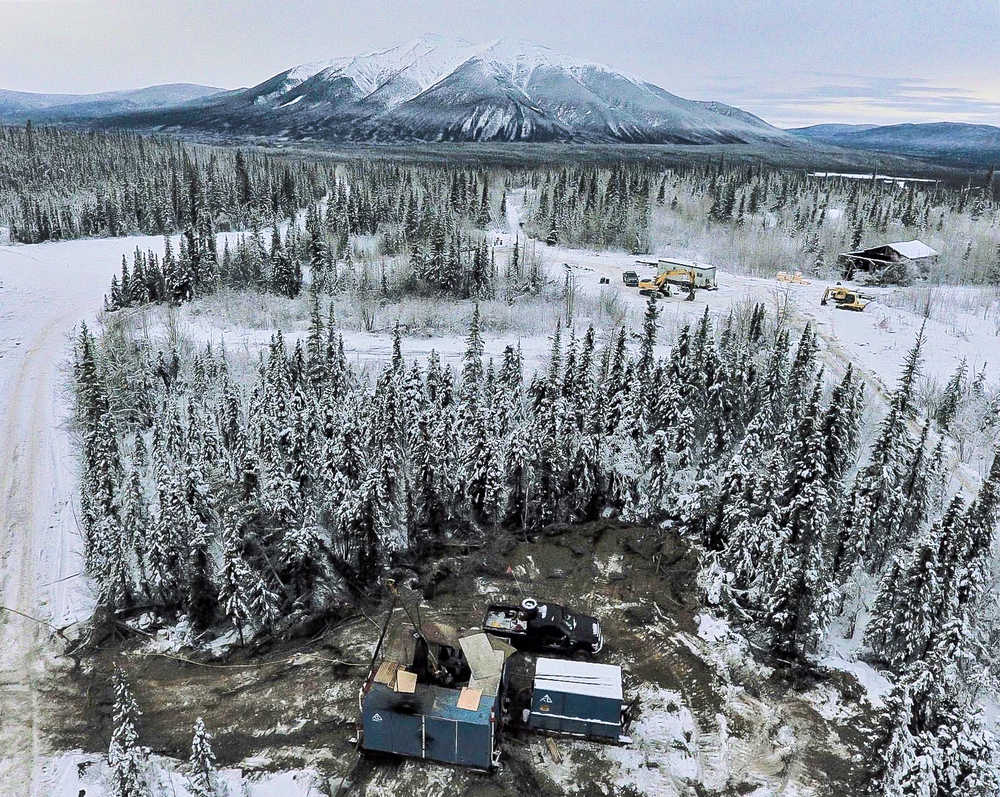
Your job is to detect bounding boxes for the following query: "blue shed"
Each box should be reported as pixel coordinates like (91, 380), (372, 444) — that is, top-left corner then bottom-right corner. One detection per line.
(528, 657), (624, 741)
(362, 682), (497, 769)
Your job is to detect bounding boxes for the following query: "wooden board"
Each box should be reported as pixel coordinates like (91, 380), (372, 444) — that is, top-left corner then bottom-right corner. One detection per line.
(395, 669), (417, 694)
(373, 660), (399, 686)
(457, 687), (482, 711)
(546, 737), (562, 763)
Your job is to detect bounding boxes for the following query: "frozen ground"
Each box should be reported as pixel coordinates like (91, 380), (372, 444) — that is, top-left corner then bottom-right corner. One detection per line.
(0, 195), (995, 794)
(0, 230), (274, 796)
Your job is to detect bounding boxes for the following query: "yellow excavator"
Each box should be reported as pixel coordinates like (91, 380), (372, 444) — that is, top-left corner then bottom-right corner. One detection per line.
(821, 283), (873, 312)
(638, 267), (697, 301)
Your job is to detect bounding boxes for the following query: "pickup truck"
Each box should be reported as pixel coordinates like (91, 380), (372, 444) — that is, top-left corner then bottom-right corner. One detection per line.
(482, 598), (603, 655)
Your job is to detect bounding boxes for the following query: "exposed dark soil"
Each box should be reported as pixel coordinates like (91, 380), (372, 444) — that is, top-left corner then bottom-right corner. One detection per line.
(40, 521), (877, 795)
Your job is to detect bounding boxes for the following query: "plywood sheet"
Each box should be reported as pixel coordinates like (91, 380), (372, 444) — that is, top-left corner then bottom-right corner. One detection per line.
(373, 660), (399, 685)
(457, 687), (482, 711)
(395, 669), (417, 694)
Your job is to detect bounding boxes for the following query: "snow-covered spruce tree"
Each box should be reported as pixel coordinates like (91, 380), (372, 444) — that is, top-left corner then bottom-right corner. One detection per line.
(714, 391), (784, 591)
(935, 358), (967, 430)
(107, 667), (149, 797)
(75, 324), (121, 559)
(836, 327), (925, 575)
(635, 295), (660, 411)
(783, 322), (819, 429)
(866, 526), (941, 668)
(820, 362), (864, 486)
(870, 626), (998, 796)
(305, 289), (329, 387)
(280, 507), (324, 611)
(187, 716), (224, 797)
(217, 509), (253, 645)
(763, 377), (835, 659)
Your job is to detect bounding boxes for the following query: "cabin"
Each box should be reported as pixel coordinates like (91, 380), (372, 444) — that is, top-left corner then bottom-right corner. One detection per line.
(527, 657), (626, 741)
(838, 240), (938, 284)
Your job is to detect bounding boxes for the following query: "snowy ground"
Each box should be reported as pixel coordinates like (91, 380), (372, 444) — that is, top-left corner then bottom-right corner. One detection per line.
(0, 230), (281, 796)
(40, 752), (326, 797)
(0, 194), (995, 795)
(504, 191), (997, 395)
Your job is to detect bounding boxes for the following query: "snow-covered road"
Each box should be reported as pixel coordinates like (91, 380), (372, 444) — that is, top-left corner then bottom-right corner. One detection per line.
(0, 238), (124, 795)
(0, 232), (241, 796)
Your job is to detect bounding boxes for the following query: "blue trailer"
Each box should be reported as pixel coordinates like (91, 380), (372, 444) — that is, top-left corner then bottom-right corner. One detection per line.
(527, 657), (625, 741)
(361, 682), (498, 769)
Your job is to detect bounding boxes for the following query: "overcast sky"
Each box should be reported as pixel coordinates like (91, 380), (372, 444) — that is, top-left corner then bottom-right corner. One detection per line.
(2, 0), (998, 128)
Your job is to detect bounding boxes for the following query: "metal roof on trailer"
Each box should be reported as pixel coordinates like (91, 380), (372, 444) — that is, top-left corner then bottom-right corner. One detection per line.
(657, 257), (717, 271)
(887, 240), (938, 259)
(533, 657), (623, 700)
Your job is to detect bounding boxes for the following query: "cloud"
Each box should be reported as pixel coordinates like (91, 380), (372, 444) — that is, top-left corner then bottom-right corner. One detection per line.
(701, 73), (1000, 128)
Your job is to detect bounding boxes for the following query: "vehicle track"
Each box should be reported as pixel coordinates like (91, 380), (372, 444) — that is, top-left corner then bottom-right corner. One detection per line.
(0, 314), (72, 795)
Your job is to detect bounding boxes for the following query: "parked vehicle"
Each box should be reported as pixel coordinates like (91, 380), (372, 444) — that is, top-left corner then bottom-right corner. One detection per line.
(483, 598), (603, 655)
(622, 270), (639, 287)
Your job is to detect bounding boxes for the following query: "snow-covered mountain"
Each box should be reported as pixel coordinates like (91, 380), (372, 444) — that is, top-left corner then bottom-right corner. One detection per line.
(0, 84), (223, 123)
(102, 34), (793, 145)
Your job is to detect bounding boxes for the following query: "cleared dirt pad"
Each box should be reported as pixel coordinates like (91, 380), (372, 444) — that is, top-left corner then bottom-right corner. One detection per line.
(42, 522), (874, 795)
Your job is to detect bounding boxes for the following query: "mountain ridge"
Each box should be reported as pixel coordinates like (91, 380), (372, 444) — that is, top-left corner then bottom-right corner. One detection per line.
(789, 121), (1000, 167)
(0, 83), (224, 122)
(89, 34), (796, 145)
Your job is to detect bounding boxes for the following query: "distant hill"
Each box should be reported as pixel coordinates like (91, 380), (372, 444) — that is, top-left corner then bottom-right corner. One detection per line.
(0, 84), (224, 123)
(789, 122), (1000, 167)
(96, 34), (796, 145)
(3, 39), (996, 174)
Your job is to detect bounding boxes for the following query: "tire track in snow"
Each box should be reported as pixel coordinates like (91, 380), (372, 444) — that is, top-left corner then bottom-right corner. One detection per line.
(0, 314), (71, 795)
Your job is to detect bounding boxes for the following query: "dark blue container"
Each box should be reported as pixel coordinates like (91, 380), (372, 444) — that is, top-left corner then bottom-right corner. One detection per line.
(362, 683), (497, 769)
(527, 657), (623, 740)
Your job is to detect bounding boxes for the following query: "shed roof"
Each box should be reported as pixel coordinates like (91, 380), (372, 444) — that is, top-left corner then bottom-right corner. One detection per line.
(533, 657), (623, 701)
(365, 682), (495, 725)
(887, 240), (938, 259)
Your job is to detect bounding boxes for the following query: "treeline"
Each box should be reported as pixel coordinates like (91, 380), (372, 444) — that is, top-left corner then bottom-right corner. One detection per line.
(520, 160), (1000, 284)
(105, 224), (304, 310)
(524, 164), (652, 251)
(104, 163), (545, 310)
(0, 123), (329, 242)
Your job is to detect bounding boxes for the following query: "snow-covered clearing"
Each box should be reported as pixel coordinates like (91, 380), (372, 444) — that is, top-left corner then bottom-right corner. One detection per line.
(506, 188), (996, 395)
(0, 187), (993, 795)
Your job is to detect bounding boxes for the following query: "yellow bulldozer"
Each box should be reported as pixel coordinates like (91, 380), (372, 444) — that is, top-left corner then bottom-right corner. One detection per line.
(820, 283), (873, 312)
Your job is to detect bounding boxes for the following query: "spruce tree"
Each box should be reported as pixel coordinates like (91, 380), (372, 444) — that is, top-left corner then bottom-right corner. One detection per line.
(187, 717), (222, 797)
(108, 667), (150, 797)
(765, 378), (833, 659)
